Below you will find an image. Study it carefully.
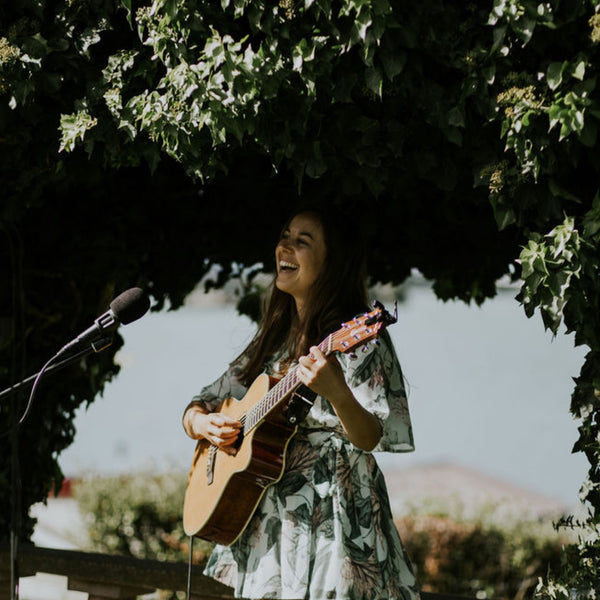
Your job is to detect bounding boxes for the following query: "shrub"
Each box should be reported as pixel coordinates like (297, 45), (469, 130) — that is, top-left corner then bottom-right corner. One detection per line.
(74, 472), (574, 600)
(73, 470), (212, 565)
(396, 502), (575, 600)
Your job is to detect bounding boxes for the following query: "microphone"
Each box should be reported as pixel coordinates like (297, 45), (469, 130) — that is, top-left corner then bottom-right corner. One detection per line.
(58, 287), (150, 356)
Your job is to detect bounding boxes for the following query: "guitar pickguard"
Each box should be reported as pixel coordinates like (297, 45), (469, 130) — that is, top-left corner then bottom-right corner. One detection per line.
(206, 445), (217, 485)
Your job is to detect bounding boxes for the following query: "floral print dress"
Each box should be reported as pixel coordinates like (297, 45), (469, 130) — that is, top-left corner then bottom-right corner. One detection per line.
(190, 332), (419, 600)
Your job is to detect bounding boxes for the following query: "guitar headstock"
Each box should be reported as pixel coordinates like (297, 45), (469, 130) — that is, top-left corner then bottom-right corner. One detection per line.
(329, 301), (397, 356)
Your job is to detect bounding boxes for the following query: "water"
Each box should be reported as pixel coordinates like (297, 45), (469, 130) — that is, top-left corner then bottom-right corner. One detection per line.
(59, 281), (589, 507)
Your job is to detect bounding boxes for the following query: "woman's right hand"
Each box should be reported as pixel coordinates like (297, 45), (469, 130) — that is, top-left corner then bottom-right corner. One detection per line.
(185, 407), (242, 455)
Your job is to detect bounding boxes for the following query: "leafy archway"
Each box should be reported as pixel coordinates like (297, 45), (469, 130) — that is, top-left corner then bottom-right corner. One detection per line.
(1, 0), (599, 593)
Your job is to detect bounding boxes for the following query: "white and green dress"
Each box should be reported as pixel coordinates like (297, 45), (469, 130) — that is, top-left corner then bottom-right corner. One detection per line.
(191, 333), (419, 600)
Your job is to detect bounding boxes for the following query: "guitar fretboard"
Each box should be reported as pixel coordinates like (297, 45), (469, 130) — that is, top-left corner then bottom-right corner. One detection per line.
(241, 335), (333, 433)
(235, 310), (384, 434)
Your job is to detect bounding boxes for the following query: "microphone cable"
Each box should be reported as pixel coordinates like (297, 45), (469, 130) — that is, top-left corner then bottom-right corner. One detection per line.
(187, 535), (194, 600)
(0, 287), (150, 435)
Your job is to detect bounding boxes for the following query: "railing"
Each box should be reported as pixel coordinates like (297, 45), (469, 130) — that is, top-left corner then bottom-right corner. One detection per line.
(0, 544), (472, 600)
(0, 544), (233, 600)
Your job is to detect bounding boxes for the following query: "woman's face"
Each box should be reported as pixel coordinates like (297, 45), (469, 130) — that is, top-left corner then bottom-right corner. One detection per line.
(275, 212), (327, 314)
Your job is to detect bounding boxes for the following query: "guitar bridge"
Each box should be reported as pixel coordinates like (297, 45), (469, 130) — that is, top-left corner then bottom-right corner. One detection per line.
(206, 445), (217, 485)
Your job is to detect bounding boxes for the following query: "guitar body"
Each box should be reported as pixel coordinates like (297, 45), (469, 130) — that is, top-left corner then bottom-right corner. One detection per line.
(183, 373), (298, 545)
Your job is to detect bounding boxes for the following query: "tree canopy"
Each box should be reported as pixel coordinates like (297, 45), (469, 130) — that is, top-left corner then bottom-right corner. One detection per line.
(1, 0), (600, 594)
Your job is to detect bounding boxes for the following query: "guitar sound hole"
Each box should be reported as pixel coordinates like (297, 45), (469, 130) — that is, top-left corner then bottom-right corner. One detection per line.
(232, 431), (244, 450)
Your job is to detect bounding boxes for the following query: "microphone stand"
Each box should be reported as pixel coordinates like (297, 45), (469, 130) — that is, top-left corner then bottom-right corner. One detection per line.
(0, 337), (113, 403)
(9, 391), (21, 600)
(1, 336), (113, 600)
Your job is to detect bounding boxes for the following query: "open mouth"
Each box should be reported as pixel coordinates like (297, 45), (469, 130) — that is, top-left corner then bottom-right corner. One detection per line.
(279, 260), (299, 272)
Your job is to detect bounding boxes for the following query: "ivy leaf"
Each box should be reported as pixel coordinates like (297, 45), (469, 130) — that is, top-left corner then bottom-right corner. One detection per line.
(490, 195), (517, 230)
(305, 142), (327, 178)
(447, 106), (465, 128)
(573, 59), (586, 80)
(379, 47), (406, 81)
(59, 110), (98, 152)
(121, 0), (133, 27)
(583, 192), (600, 239)
(365, 67), (382, 97)
(547, 61), (565, 90)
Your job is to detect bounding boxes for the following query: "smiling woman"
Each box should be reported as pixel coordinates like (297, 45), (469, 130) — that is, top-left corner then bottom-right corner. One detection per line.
(275, 212), (327, 314)
(182, 205), (418, 600)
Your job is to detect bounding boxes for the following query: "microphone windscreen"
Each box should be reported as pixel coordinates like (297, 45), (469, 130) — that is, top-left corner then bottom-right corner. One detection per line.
(110, 287), (150, 325)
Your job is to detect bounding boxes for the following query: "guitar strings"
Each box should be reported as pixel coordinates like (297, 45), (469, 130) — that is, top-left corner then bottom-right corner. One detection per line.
(238, 314), (375, 434)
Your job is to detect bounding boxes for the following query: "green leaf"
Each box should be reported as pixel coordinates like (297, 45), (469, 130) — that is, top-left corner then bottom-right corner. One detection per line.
(547, 61), (565, 91)
(305, 156), (327, 178)
(548, 103), (562, 131)
(583, 192), (600, 239)
(573, 59), (586, 81)
(482, 64), (496, 85)
(379, 48), (406, 81)
(365, 67), (382, 97)
(548, 179), (582, 203)
(447, 106), (465, 128)
(355, 6), (373, 43)
(490, 195), (517, 230)
(532, 254), (549, 275)
(59, 110), (98, 153)
(121, 0), (133, 27)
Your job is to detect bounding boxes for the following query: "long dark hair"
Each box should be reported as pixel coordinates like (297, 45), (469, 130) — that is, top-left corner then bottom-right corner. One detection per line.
(237, 205), (369, 386)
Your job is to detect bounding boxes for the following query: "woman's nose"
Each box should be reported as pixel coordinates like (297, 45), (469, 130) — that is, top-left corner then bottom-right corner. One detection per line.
(278, 237), (292, 251)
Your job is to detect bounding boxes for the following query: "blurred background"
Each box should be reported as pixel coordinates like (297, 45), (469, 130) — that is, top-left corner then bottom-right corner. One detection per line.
(58, 275), (588, 511)
(23, 275), (588, 599)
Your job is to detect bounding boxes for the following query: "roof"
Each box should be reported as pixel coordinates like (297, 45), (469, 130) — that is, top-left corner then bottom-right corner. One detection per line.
(380, 460), (573, 521)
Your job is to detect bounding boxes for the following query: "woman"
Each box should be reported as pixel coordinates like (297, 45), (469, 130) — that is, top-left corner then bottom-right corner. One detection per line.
(183, 208), (418, 600)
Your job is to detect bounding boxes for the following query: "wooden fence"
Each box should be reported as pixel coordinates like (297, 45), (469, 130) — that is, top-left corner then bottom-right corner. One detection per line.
(0, 544), (231, 600)
(0, 544), (471, 600)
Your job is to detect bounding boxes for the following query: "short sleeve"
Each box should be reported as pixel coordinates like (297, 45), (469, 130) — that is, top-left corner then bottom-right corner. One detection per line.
(338, 332), (415, 453)
(190, 360), (248, 413)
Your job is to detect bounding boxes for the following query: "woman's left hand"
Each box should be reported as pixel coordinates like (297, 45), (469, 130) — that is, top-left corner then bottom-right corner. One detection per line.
(297, 345), (383, 451)
(297, 346), (350, 406)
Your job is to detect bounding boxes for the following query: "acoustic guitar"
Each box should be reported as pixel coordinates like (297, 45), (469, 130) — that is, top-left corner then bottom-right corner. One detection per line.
(183, 301), (397, 546)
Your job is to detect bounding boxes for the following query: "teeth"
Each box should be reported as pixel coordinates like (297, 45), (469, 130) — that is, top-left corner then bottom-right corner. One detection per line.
(280, 260), (298, 270)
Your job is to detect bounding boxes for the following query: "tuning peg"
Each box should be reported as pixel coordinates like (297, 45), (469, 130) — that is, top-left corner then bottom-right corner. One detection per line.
(348, 353), (358, 360)
(371, 339), (380, 346)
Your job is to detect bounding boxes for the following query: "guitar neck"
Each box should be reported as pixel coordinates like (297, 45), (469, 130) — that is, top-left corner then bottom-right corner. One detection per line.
(243, 335), (333, 432)
(240, 301), (393, 433)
